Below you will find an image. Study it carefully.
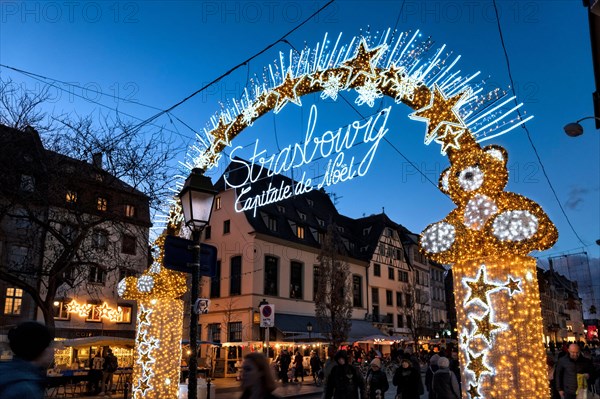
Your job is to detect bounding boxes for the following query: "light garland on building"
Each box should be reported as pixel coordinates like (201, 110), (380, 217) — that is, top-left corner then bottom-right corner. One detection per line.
(65, 299), (123, 322)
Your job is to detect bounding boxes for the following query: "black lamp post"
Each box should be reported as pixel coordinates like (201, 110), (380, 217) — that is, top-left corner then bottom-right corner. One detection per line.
(179, 168), (217, 399)
(306, 321), (313, 341)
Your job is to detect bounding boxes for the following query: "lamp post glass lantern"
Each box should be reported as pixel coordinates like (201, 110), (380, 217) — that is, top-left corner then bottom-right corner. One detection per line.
(178, 168), (216, 399)
(306, 321), (313, 341)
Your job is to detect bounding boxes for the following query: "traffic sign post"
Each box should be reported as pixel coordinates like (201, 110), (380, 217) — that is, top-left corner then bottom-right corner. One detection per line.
(259, 302), (274, 356)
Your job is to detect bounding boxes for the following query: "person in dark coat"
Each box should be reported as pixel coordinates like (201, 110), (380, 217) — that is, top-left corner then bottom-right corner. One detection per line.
(309, 351), (322, 382)
(0, 321), (54, 399)
(278, 349), (291, 383)
(293, 351), (304, 382)
(366, 357), (389, 399)
(425, 354), (440, 399)
(555, 343), (594, 399)
(431, 357), (460, 399)
(324, 350), (366, 399)
(392, 357), (423, 399)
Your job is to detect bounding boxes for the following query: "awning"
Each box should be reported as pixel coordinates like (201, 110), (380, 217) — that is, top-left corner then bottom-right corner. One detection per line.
(181, 340), (222, 347)
(274, 314), (384, 340)
(62, 336), (134, 348)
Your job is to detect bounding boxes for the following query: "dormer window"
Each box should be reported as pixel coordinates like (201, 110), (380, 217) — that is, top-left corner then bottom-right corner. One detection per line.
(307, 198), (314, 207)
(20, 175), (35, 192)
(363, 227), (371, 236)
(277, 205), (285, 213)
(316, 218), (325, 228)
(66, 191), (78, 203)
(337, 226), (345, 233)
(296, 225), (305, 239)
(125, 204), (135, 218)
(97, 197), (108, 211)
(298, 211), (306, 221)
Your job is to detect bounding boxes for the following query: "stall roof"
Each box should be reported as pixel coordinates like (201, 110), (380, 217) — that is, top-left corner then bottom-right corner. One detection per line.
(274, 314), (384, 340)
(62, 336), (134, 348)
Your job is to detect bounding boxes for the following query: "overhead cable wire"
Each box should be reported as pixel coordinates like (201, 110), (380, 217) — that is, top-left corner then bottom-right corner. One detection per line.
(128, 0), (335, 134)
(491, 0), (587, 247)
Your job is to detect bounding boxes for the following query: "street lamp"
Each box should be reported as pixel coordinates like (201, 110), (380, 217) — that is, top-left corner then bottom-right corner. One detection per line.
(563, 116), (600, 137)
(179, 168), (217, 399)
(306, 321), (313, 341)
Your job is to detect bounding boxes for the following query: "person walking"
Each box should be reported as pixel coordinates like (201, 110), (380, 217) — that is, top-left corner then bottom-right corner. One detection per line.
(366, 357), (389, 399)
(324, 350), (366, 399)
(309, 351), (322, 384)
(556, 343), (594, 399)
(425, 354), (440, 399)
(278, 349), (291, 384)
(293, 350), (304, 382)
(89, 351), (104, 394)
(239, 352), (280, 399)
(0, 321), (54, 399)
(431, 357), (460, 399)
(100, 347), (118, 396)
(392, 357), (424, 399)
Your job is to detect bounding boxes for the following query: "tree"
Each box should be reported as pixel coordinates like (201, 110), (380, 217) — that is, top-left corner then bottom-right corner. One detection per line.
(402, 279), (431, 348)
(314, 223), (353, 348)
(0, 79), (177, 330)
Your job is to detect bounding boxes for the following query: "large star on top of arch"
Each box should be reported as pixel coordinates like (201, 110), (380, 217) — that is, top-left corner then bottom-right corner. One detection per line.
(379, 63), (405, 88)
(209, 116), (231, 147)
(470, 311), (503, 343)
(463, 264), (503, 307)
(409, 84), (468, 145)
(341, 39), (386, 86)
(272, 69), (304, 114)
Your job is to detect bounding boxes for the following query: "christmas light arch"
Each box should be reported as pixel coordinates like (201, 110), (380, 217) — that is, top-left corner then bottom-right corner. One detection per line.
(139, 28), (558, 399)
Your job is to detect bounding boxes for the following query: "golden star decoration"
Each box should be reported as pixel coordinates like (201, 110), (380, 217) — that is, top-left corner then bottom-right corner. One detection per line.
(341, 39), (386, 86)
(468, 384), (482, 398)
(210, 116), (231, 147)
(379, 63), (404, 88)
(471, 311), (503, 343)
(136, 377), (152, 396)
(463, 265), (502, 306)
(461, 333), (469, 345)
(467, 352), (492, 381)
(98, 302), (111, 318)
(410, 84), (467, 144)
(138, 305), (152, 326)
(138, 351), (155, 366)
(272, 69), (304, 113)
(434, 124), (465, 155)
(504, 276), (522, 296)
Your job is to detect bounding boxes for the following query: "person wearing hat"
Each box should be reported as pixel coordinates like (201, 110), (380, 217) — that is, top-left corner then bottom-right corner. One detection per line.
(431, 357), (460, 399)
(324, 350), (365, 399)
(366, 357), (389, 399)
(425, 354), (441, 399)
(0, 321), (54, 399)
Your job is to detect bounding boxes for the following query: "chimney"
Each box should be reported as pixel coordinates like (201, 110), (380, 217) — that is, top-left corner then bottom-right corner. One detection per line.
(92, 152), (103, 169)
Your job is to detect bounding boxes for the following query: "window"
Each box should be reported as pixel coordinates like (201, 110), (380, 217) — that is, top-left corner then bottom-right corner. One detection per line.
(316, 231), (324, 244)
(215, 196), (222, 210)
(363, 227), (371, 236)
(88, 266), (106, 284)
(268, 216), (277, 231)
(298, 212), (306, 221)
(307, 198), (314, 206)
(97, 197), (108, 211)
(12, 209), (30, 229)
(296, 225), (305, 239)
(223, 220), (231, 234)
(396, 292), (403, 308)
(53, 300), (70, 320)
(119, 268), (137, 281)
(125, 204), (136, 218)
(228, 322), (242, 342)
(264, 256), (278, 296)
(386, 290), (393, 306)
(405, 293), (412, 307)
(352, 275), (363, 307)
(230, 256), (242, 295)
(290, 261), (303, 299)
(20, 174), (35, 192)
(317, 218), (324, 227)
(372, 287), (379, 305)
(4, 288), (23, 315)
(277, 205), (285, 213)
(210, 260), (221, 298)
(396, 249), (404, 261)
(313, 266), (320, 300)
(388, 267), (395, 280)
(397, 314), (404, 328)
(373, 305), (380, 322)
(337, 226), (345, 233)
(117, 305), (132, 323)
(86, 303), (103, 322)
(373, 263), (381, 277)
(66, 190), (78, 203)
(399, 271), (409, 282)
(92, 229), (108, 251)
(122, 234), (136, 255)
(406, 315), (413, 329)
(204, 225), (211, 240)
(208, 323), (221, 342)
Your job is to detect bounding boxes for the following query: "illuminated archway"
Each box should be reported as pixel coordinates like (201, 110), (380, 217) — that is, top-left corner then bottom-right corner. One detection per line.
(124, 29), (558, 399)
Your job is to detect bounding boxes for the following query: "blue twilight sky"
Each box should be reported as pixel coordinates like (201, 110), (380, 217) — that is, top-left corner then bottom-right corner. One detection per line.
(1, 1), (599, 301)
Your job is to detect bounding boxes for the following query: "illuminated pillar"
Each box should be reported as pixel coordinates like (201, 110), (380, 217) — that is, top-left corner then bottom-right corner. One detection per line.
(453, 256), (549, 399)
